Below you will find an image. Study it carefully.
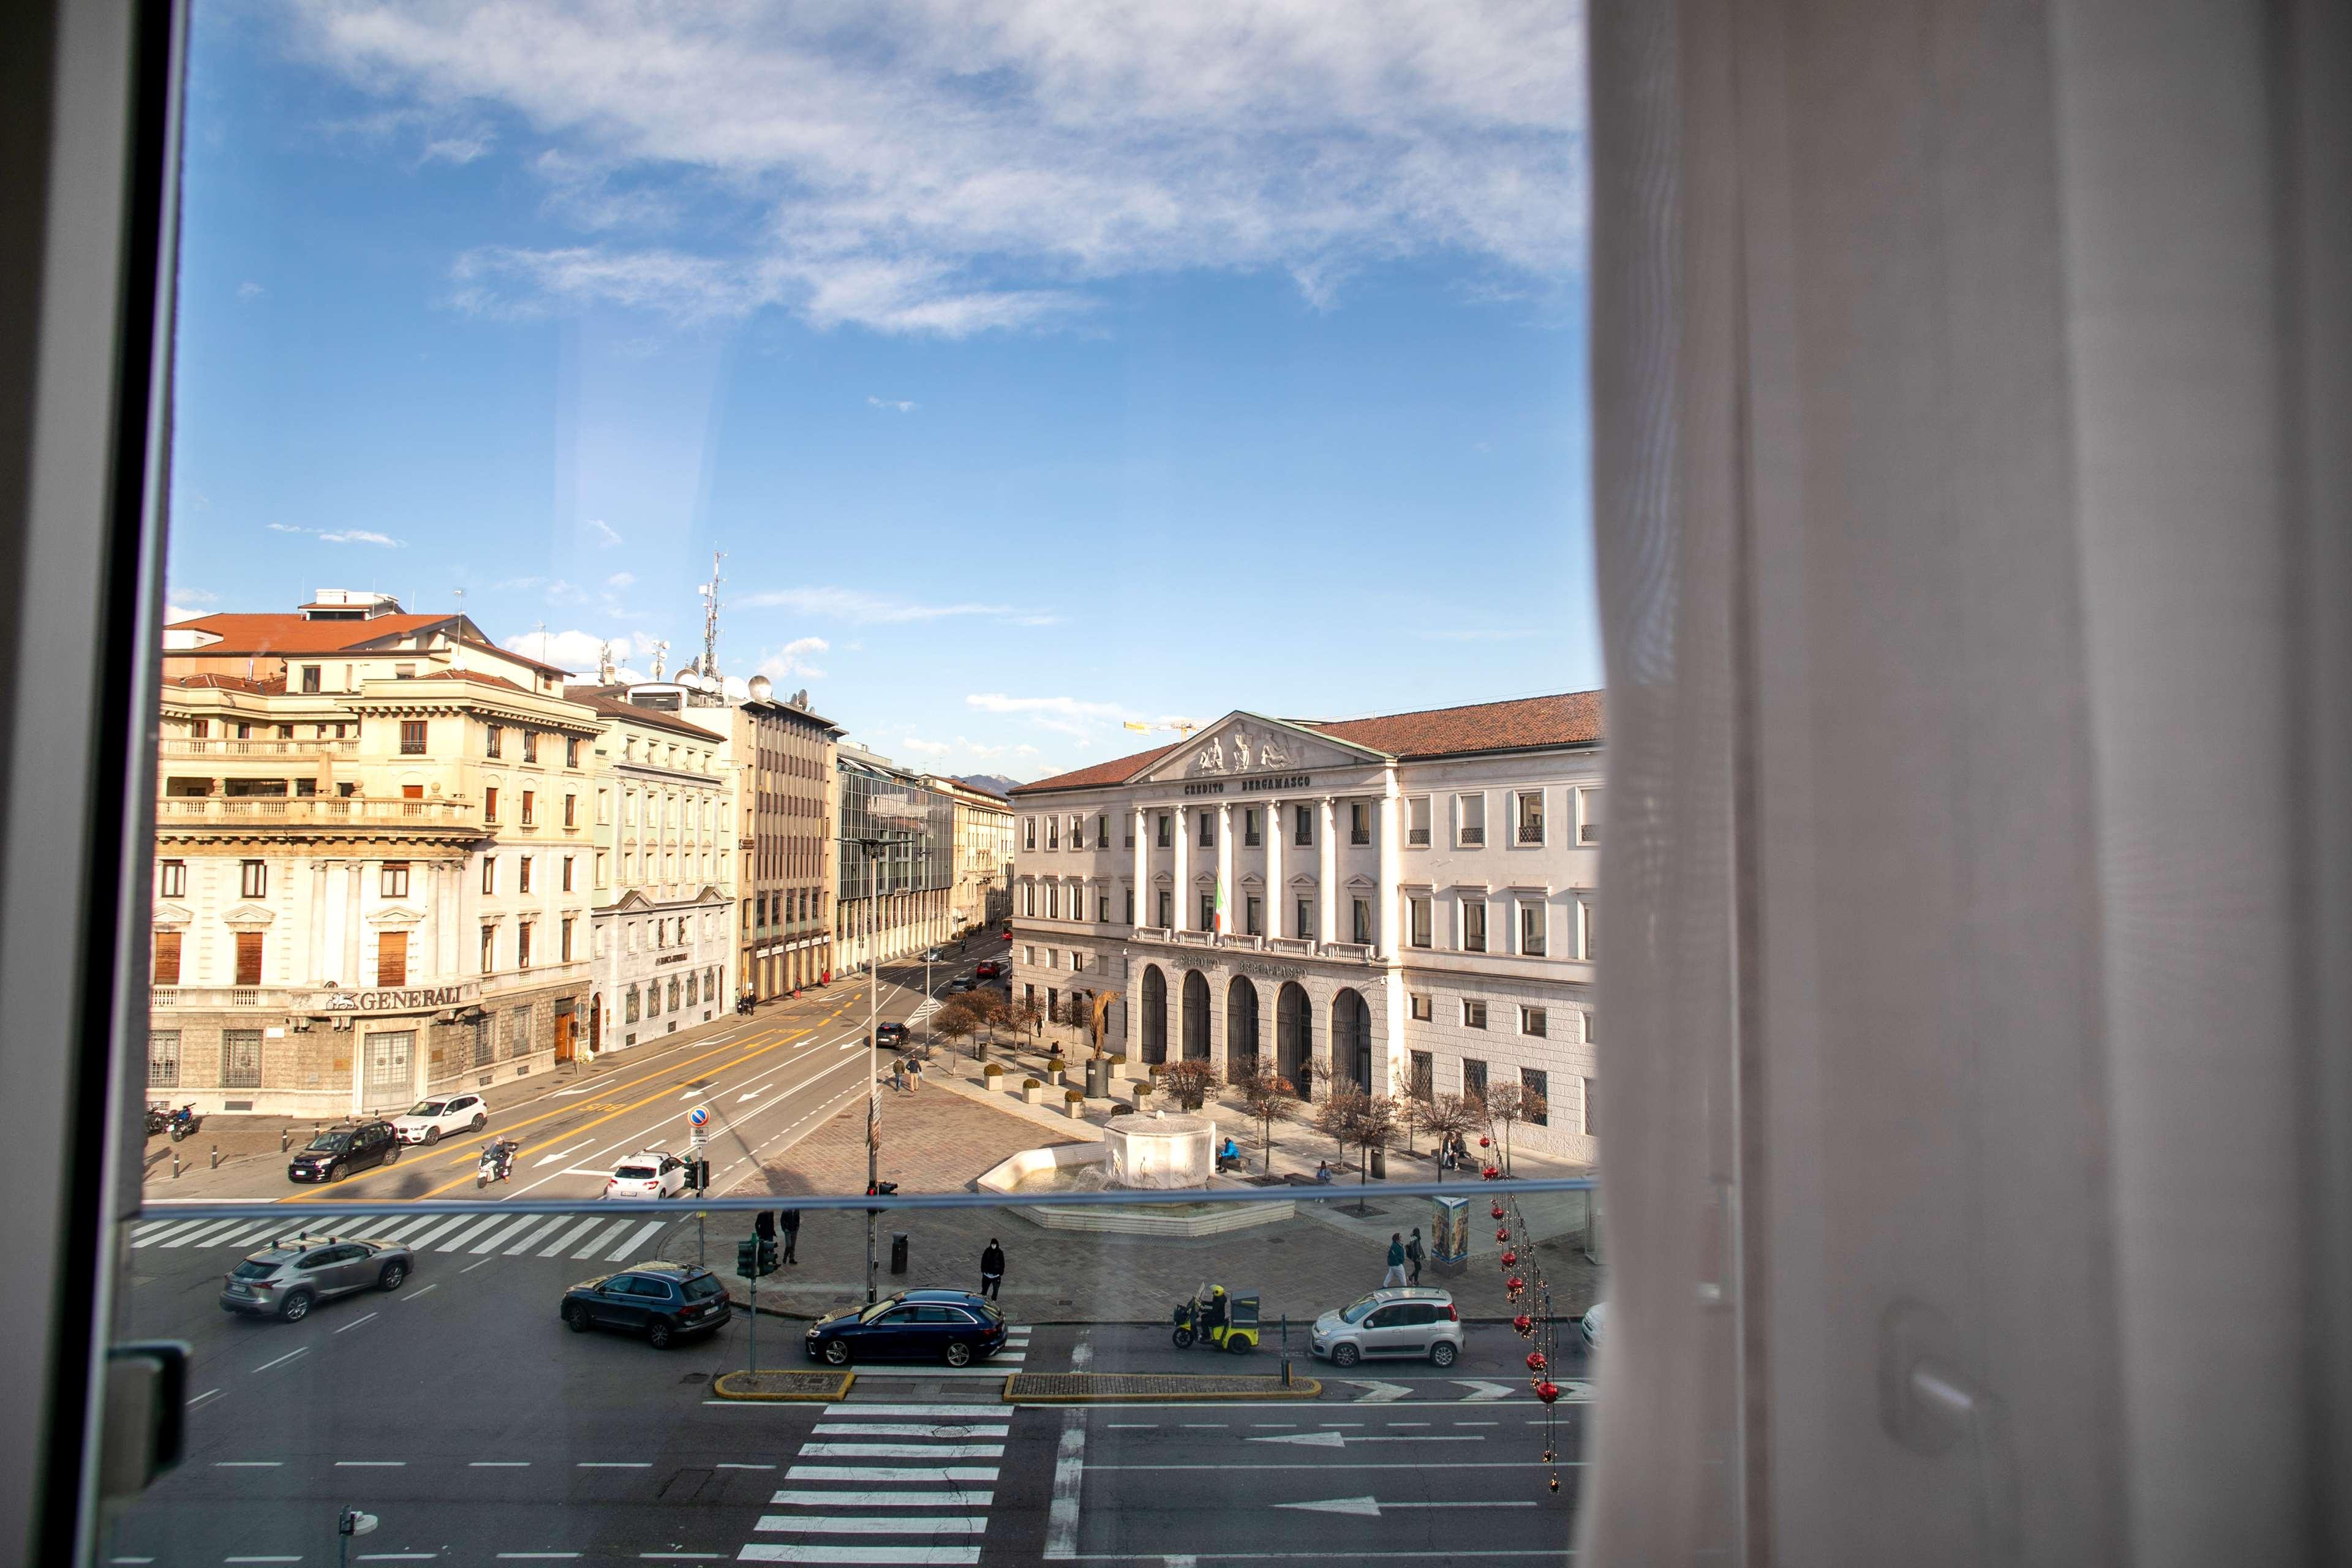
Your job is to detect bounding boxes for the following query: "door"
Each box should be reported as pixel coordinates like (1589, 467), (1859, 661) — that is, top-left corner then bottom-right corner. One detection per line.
(589, 997), (602, 1054)
(326, 1243), (374, 1293)
(592, 1276), (644, 1329)
(445, 1094), (479, 1131)
(863, 1305), (917, 1358)
(553, 1000), (576, 1064)
(1359, 1303), (1412, 1356)
(357, 1125), (392, 1170)
(363, 1031), (413, 1106)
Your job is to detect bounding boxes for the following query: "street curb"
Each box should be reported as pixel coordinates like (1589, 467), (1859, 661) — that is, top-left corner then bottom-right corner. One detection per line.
(711, 1369), (857, 1401)
(1001, 1372), (1324, 1402)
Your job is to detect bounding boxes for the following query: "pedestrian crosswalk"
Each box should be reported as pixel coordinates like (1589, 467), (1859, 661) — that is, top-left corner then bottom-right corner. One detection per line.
(744, 1402), (1011, 1566)
(130, 1211), (675, 1267)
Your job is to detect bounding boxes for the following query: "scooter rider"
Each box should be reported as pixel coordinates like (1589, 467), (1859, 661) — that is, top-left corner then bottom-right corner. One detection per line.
(480, 1138), (519, 1182)
(1202, 1284), (1229, 1339)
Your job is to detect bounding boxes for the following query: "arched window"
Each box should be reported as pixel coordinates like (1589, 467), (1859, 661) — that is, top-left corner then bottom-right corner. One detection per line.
(1140, 965), (1168, 1064)
(1182, 970), (1211, 1060)
(1277, 982), (1313, 1100)
(1226, 976), (1261, 1077)
(1333, 989), (1372, 1093)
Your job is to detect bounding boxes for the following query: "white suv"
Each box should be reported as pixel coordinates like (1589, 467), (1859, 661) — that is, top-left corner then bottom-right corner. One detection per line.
(391, 1093), (488, 1145)
(606, 1151), (687, 1199)
(1310, 1287), (1464, 1368)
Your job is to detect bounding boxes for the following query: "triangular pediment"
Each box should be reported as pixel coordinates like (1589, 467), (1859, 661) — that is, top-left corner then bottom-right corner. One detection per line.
(221, 902), (275, 929)
(607, 889), (658, 913)
(366, 907), (424, 929)
(1134, 712), (1387, 785)
(153, 901), (194, 929)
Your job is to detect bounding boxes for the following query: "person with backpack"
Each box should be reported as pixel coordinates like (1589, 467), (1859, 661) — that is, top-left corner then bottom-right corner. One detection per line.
(1406, 1227), (1426, 1285)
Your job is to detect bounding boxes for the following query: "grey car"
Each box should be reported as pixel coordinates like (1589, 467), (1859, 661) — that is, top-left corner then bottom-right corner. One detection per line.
(219, 1234), (414, 1322)
(1309, 1287), (1465, 1368)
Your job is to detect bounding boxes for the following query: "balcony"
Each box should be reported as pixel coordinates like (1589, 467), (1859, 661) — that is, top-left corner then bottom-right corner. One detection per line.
(156, 797), (477, 830)
(1518, 821), (1544, 844)
(1460, 827), (1485, 846)
(1408, 827), (1430, 845)
(160, 737), (359, 758)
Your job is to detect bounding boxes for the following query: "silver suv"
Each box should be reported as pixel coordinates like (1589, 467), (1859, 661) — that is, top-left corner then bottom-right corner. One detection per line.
(1310, 1286), (1464, 1368)
(218, 1234), (414, 1322)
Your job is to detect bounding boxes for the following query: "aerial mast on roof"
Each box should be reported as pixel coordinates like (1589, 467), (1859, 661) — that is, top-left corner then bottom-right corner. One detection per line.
(697, 550), (725, 688)
(597, 640), (616, 685)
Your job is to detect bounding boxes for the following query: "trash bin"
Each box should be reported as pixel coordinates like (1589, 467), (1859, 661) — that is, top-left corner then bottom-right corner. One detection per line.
(890, 1232), (910, 1275)
(1369, 1147), (1387, 1179)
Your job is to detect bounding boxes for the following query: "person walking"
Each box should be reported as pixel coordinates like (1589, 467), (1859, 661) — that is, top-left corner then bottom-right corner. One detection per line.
(891, 1058), (907, 1093)
(1382, 1232), (1408, 1288)
(779, 1207), (802, 1265)
(1406, 1227), (1426, 1286)
(908, 1055), (922, 1092)
(980, 1238), (1006, 1300)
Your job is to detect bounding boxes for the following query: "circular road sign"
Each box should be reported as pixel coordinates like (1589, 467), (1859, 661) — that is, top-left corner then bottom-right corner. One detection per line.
(689, 1106), (709, 1128)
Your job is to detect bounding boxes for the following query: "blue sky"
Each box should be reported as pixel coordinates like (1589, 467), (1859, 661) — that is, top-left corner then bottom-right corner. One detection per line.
(166, 1), (1595, 782)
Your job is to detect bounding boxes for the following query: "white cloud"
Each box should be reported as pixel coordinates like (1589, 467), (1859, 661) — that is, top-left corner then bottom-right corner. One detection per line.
(168, 586), (219, 605)
(165, 604), (208, 625)
(268, 522), (406, 547)
(900, 735), (952, 757)
(740, 586), (1033, 625)
(504, 629), (625, 673)
(1015, 745), (1039, 756)
(586, 518), (622, 548)
(965, 693), (1126, 721)
(236, 281), (265, 303)
(421, 131), (492, 164)
(606, 571), (635, 589)
(756, 635), (830, 680)
(293, 2), (1585, 334)
(867, 396), (919, 413)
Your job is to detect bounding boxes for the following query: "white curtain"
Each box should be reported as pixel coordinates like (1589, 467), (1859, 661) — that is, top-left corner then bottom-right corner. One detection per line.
(1580, 2), (2351, 1563)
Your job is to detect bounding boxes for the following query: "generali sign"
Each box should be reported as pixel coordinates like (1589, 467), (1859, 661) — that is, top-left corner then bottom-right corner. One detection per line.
(315, 983), (478, 1013)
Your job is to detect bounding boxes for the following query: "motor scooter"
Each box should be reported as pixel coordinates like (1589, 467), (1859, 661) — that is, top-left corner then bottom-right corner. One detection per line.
(145, 1101), (170, 1138)
(166, 1104), (202, 1142)
(476, 1139), (520, 1188)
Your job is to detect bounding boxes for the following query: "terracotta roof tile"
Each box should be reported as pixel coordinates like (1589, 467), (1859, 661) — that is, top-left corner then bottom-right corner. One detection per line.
(1299, 690), (1604, 759)
(162, 673), (286, 695)
(163, 612), (459, 655)
(1011, 690), (1604, 794)
(581, 692), (730, 741)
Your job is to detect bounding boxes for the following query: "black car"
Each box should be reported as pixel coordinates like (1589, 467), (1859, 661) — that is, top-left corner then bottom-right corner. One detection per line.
(875, 1022), (911, 1050)
(560, 1262), (733, 1349)
(287, 1120), (402, 1183)
(804, 1288), (1009, 1367)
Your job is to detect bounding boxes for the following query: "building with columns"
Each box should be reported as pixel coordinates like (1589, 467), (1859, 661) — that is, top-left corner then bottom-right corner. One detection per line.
(151, 595), (599, 1118)
(1008, 692), (1604, 1159)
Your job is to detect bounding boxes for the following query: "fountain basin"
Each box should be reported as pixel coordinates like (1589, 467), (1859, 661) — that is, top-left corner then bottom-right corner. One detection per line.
(974, 1113), (1293, 1236)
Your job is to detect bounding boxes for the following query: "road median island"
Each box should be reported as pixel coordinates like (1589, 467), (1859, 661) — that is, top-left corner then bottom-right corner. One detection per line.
(711, 1369), (856, 1401)
(1003, 1371), (1322, 1402)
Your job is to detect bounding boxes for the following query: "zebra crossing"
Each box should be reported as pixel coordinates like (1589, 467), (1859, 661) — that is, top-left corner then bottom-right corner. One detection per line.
(741, 1382), (1028, 1566)
(129, 1211), (676, 1267)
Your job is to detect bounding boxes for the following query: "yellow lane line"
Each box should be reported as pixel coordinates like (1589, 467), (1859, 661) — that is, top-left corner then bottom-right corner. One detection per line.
(284, 1022), (820, 1204)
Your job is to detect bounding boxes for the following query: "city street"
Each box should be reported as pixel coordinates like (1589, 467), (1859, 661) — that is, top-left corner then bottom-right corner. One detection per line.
(108, 1223), (1583, 1566)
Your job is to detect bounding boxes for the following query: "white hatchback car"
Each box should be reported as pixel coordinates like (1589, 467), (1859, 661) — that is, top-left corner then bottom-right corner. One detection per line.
(392, 1092), (489, 1145)
(606, 1151), (688, 1199)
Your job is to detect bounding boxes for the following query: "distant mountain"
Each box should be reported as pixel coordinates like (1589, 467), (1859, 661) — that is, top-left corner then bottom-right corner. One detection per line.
(957, 773), (1020, 798)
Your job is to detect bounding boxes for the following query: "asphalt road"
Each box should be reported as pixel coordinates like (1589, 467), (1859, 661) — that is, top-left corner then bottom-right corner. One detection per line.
(106, 1237), (1584, 1565)
(148, 951), (983, 1210)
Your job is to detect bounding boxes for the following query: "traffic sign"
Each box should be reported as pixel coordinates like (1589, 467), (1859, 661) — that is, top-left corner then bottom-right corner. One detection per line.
(689, 1106), (709, 1127)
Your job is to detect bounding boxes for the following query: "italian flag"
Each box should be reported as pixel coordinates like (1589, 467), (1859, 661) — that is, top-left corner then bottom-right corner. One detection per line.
(1215, 878), (1229, 933)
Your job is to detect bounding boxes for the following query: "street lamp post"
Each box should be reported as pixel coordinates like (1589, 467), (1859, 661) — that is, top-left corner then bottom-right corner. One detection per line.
(841, 820), (926, 1305)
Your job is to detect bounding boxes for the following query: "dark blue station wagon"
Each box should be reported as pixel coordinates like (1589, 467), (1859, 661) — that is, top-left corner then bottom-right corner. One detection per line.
(804, 1289), (1008, 1366)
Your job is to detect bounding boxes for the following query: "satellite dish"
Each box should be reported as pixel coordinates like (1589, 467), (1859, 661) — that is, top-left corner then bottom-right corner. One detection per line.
(747, 674), (773, 701)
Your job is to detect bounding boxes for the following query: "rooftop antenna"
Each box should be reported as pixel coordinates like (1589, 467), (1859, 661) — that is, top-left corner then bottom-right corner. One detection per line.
(697, 550), (725, 688)
(535, 619), (548, 663)
(649, 638), (669, 681)
(597, 640), (616, 685)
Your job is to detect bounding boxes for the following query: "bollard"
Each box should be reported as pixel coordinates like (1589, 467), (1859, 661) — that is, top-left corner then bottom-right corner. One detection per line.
(281, 1127), (291, 1153)
(211, 1144), (221, 1169)
(172, 1152), (182, 1179)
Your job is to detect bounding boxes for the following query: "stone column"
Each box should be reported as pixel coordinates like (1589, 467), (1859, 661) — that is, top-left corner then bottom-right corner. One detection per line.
(1131, 805), (1147, 927)
(1215, 802), (1234, 937)
(343, 861), (364, 989)
(1317, 797), (1338, 945)
(1265, 799), (1283, 939)
(1172, 805), (1190, 931)
(309, 862), (330, 983)
(415, 860), (436, 979)
(1377, 769), (1401, 957)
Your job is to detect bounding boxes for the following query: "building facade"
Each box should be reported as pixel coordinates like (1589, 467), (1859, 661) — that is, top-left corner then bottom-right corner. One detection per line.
(151, 595), (599, 1118)
(581, 690), (735, 1053)
(1007, 693), (1603, 1160)
(721, 679), (842, 1001)
(927, 776), (1015, 937)
(835, 747), (957, 971)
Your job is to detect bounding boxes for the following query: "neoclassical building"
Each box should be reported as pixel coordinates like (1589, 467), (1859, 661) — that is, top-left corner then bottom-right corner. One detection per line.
(1008, 692), (1604, 1160)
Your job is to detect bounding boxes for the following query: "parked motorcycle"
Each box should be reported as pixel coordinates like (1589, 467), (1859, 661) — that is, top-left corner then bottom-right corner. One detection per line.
(166, 1104), (202, 1142)
(144, 1101), (170, 1138)
(476, 1139), (520, 1188)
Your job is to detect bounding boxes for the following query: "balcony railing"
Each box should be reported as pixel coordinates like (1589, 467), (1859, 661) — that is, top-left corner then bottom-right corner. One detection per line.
(156, 797), (477, 827)
(160, 737), (360, 757)
(1408, 827), (1430, 845)
(1460, 827), (1485, 845)
(1518, 821), (1544, 843)
(1580, 823), (1600, 843)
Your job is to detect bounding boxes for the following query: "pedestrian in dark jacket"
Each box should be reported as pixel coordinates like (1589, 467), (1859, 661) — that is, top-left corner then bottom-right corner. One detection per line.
(980, 1238), (1006, 1300)
(1383, 1233), (1408, 1287)
(1406, 1227), (1426, 1286)
(780, 1208), (802, 1265)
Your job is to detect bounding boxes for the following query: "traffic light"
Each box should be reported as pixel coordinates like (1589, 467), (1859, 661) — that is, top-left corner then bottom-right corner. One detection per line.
(736, 1237), (758, 1278)
(758, 1236), (778, 1276)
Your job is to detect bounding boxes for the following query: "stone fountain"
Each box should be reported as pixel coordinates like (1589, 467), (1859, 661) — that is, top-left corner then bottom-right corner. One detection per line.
(974, 1110), (1293, 1235)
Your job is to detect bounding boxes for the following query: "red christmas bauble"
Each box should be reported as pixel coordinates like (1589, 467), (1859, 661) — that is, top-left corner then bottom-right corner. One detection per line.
(1536, 1380), (1560, 1404)
(1479, 1136), (1491, 1148)
(1490, 1203), (1506, 1219)
(1482, 1165), (1502, 1181)
(1526, 1351), (1548, 1373)
(1495, 1226), (1510, 1242)
(1512, 1313), (1534, 1336)
(1501, 1249), (1518, 1267)
(1508, 1275), (1526, 1295)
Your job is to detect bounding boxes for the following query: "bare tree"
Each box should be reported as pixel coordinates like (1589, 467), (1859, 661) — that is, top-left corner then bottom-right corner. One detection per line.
(1311, 1087), (1369, 1171)
(1409, 1092), (1481, 1181)
(1159, 1058), (1218, 1112)
(1236, 1069), (1298, 1172)
(1481, 1082), (1545, 1175)
(933, 1000), (979, 1060)
(1352, 1095), (1401, 1186)
(968, 989), (1008, 1055)
(1011, 993), (1043, 1044)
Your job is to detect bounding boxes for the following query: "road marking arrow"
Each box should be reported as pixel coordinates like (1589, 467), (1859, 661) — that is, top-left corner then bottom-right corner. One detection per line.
(1275, 1497), (1537, 1518)
(532, 1140), (595, 1169)
(1343, 1380), (1411, 1403)
(1453, 1380), (1516, 1401)
(1249, 1430), (1344, 1448)
(735, 1082), (775, 1102)
(1246, 1431), (1483, 1448)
